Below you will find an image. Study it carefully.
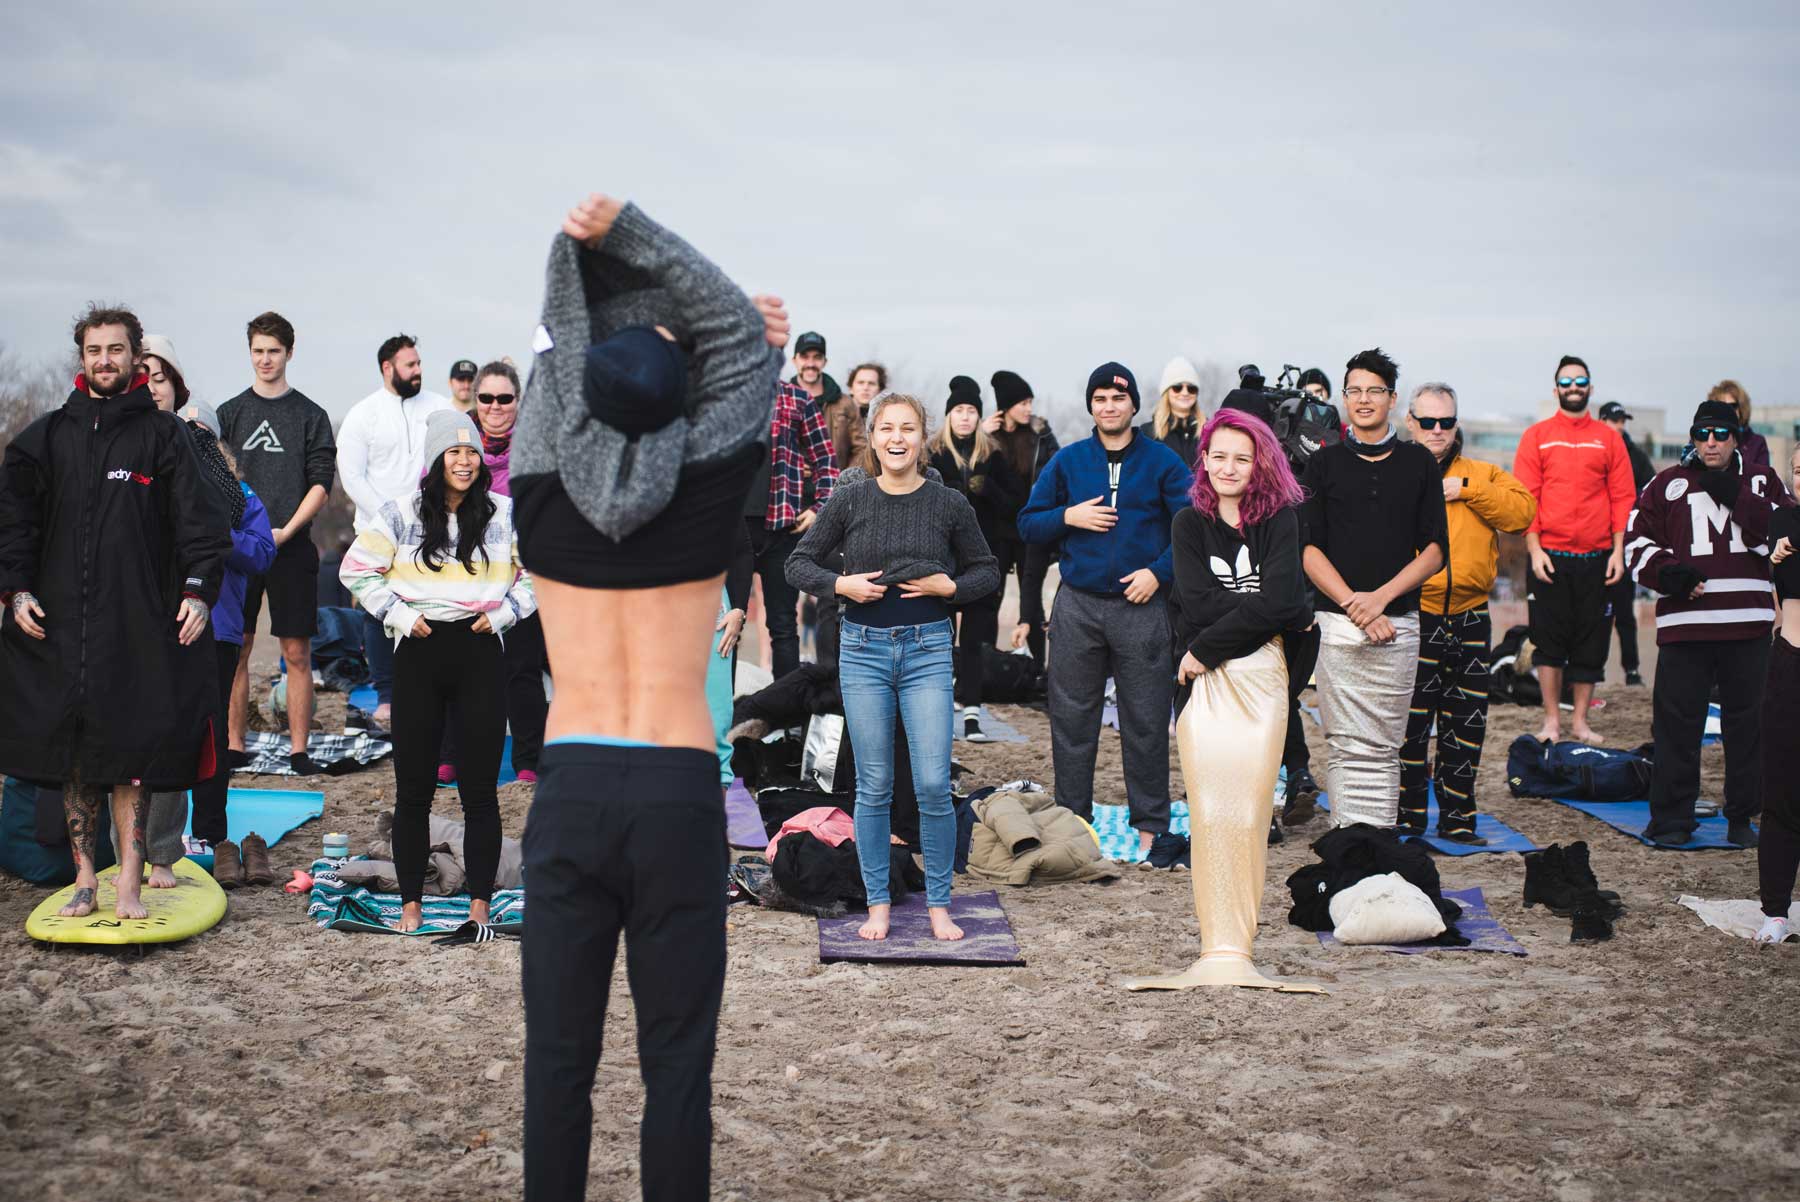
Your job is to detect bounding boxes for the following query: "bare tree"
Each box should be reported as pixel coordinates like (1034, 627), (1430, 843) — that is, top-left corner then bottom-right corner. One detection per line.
(0, 342), (69, 447)
(1193, 359), (1232, 412)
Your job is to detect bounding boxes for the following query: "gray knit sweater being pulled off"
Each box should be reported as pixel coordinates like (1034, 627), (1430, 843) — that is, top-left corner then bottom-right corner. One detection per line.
(786, 468), (1001, 607)
(511, 202), (782, 541)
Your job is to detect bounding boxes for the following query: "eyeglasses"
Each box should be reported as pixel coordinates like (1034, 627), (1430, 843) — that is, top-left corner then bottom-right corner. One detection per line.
(1411, 415), (1457, 431)
(1342, 386), (1393, 400)
(1557, 376), (1591, 388)
(1690, 425), (1736, 444)
(477, 393), (517, 406)
(1169, 383), (1198, 395)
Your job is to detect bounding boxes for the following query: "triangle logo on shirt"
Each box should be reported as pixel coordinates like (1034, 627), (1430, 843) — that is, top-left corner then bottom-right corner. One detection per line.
(243, 420), (284, 453)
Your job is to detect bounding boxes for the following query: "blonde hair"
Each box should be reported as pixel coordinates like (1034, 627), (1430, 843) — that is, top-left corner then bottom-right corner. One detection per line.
(1708, 379), (1751, 427)
(1152, 385), (1200, 441)
(859, 392), (931, 479)
(928, 407), (993, 478)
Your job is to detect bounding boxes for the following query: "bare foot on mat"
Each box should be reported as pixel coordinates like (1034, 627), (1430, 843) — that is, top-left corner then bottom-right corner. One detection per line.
(858, 904), (891, 941)
(399, 902), (424, 934)
(928, 907), (964, 942)
(58, 885), (98, 918)
(147, 864), (179, 889)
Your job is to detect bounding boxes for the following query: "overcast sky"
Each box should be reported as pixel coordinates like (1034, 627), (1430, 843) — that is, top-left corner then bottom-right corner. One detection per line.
(5, 2), (1796, 440)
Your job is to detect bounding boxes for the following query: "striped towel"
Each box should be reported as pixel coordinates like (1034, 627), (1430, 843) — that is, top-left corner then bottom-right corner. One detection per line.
(306, 858), (524, 935)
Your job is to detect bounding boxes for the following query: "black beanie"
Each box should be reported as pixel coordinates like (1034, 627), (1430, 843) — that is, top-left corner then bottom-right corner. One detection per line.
(945, 375), (983, 417)
(1086, 361), (1140, 413)
(1296, 367), (1331, 398)
(583, 326), (689, 436)
(991, 370), (1033, 412)
(1691, 399), (1741, 432)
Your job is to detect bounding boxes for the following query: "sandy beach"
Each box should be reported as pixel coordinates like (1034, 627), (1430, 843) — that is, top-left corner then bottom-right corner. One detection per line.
(2, 683), (1795, 1202)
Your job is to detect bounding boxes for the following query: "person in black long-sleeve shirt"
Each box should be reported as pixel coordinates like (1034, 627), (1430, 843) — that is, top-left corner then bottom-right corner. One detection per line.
(927, 376), (1027, 740)
(1300, 348), (1447, 831)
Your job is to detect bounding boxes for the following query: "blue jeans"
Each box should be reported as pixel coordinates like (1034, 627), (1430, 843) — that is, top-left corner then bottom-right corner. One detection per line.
(364, 611), (395, 706)
(838, 618), (956, 907)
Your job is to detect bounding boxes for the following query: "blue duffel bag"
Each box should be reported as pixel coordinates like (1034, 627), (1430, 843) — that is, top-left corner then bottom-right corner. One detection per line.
(1505, 735), (1653, 802)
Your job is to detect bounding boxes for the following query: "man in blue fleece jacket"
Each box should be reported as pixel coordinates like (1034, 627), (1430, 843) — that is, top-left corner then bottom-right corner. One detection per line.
(1019, 362), (1192, 863)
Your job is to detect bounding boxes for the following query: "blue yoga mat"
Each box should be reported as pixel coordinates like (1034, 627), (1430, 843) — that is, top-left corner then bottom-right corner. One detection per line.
(1703, 702), (1721, 746)
(348, 683), (378, 714)
(1549, 797), (1750, 849)
(1317, 886), (1527, 956)
(184, 788), (325, 869)
(1315, 788), (1536, 856)
(437, 737), (519, 788)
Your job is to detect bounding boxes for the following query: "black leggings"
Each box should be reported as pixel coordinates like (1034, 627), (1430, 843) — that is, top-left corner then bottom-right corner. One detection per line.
(191, 638), (240, 847)
(391, 618), (505, 904)
(523, 743), (726, 1202)
(955, 595), (1000, 708)
(1761, 635), (1800, 918)
(1282, 624), (1320, 775)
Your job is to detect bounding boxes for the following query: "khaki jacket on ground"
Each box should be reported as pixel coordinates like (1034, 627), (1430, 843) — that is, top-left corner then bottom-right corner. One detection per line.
(966, 791), (1121, 886)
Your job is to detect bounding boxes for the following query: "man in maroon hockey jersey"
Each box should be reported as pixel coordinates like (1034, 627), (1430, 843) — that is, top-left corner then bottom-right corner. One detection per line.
(1624, 399), (1797, 846)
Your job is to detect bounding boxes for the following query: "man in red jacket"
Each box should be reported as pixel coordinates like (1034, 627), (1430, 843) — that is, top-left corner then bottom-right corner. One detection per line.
(1512, 355), (1636, 744)
(1624, 399), (1795, 846)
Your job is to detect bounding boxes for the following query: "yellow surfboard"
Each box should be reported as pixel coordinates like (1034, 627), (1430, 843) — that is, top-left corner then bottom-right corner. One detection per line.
(26, 857), (226, 945)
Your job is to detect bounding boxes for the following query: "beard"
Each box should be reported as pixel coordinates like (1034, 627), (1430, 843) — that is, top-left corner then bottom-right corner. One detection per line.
(87, 366), (132, 397)
(394, 373), (423, 400)
(1558, 391), (1589, 413)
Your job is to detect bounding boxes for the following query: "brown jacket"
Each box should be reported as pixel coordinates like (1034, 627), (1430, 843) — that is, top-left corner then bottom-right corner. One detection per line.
(821, 394), (866, 470)
(966, 790), (1121, 886)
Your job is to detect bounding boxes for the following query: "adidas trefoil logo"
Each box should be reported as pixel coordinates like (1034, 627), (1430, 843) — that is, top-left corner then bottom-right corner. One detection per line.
(1209, 544), (1261, 594)
(243, 420), (284, 453)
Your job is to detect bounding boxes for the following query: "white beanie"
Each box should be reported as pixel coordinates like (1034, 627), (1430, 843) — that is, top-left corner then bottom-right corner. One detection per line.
(141, 333), (185, 381)
(1159, 356), (1201, 396)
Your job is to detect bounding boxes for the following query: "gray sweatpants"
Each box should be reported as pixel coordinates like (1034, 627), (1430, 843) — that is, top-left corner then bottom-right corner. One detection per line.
(109, 790), (188, 867)
(1046, 586), (1173, 834)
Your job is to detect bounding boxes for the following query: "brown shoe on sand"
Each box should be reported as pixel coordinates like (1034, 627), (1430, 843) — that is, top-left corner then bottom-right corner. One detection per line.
(241, 833), (275, 886)
(213, 840), (245, 889)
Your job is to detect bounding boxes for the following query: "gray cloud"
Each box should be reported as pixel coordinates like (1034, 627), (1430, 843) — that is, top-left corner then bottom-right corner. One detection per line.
(4, 1), (1796, 441)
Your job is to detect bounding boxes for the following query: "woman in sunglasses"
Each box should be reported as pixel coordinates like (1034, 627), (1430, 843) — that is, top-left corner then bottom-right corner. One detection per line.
(469, 359), (548, 782)
(1141, 356), (1204, 468)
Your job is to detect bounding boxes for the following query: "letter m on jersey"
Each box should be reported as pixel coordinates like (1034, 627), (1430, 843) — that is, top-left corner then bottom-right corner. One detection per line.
(1688, 493), (1747, 556)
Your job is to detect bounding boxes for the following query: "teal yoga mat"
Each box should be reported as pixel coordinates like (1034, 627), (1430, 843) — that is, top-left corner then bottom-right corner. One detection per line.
(1549, 798), (1751, 850)
(184, 788), (325, 869)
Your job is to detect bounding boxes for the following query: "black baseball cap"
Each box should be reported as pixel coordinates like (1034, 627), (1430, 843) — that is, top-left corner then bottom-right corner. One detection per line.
(450, 359), (478, 379)
(1597, 401), (1632, 421)
(794, 331), (826, 356)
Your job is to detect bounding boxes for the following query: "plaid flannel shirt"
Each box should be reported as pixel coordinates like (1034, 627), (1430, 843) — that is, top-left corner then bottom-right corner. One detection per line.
(762, 380), (838, 530)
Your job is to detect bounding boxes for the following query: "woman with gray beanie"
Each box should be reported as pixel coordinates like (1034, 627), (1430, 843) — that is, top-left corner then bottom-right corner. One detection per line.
(341, 408), (534, 933)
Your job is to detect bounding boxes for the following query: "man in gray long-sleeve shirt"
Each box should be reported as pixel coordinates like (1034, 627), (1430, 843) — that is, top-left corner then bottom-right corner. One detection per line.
(215, 310), (336, 773)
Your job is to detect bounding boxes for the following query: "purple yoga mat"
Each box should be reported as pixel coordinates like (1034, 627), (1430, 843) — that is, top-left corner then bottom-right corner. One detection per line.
(1316, 886), (1527, 956)
(725, 779), (766, 850)
(818, 890), (1025, 966)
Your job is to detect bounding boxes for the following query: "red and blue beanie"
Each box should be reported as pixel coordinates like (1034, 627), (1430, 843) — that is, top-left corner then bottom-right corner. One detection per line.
(1086, 361), (1139, 413)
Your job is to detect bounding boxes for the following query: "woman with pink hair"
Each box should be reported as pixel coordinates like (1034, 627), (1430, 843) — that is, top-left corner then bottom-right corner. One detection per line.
(1127, 408), (1323, 994)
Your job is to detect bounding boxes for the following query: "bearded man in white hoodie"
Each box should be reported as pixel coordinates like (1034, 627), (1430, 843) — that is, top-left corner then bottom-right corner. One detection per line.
(336, 334), (452, 724)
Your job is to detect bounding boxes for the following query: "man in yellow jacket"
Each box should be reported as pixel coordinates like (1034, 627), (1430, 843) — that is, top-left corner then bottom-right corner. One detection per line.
(1399, 383), (1538, 843)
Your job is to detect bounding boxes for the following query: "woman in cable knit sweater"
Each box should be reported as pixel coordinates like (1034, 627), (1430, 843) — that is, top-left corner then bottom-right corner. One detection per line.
(787, 392), (1000, 940)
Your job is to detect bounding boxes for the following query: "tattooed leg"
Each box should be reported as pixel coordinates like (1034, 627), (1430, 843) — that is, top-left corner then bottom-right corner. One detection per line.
(57, 780), (103, 918)
(112, 784), (149, 920)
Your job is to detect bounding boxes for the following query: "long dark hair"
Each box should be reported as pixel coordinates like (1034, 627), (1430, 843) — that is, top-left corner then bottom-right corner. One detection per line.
(416, 451), (495, 573)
